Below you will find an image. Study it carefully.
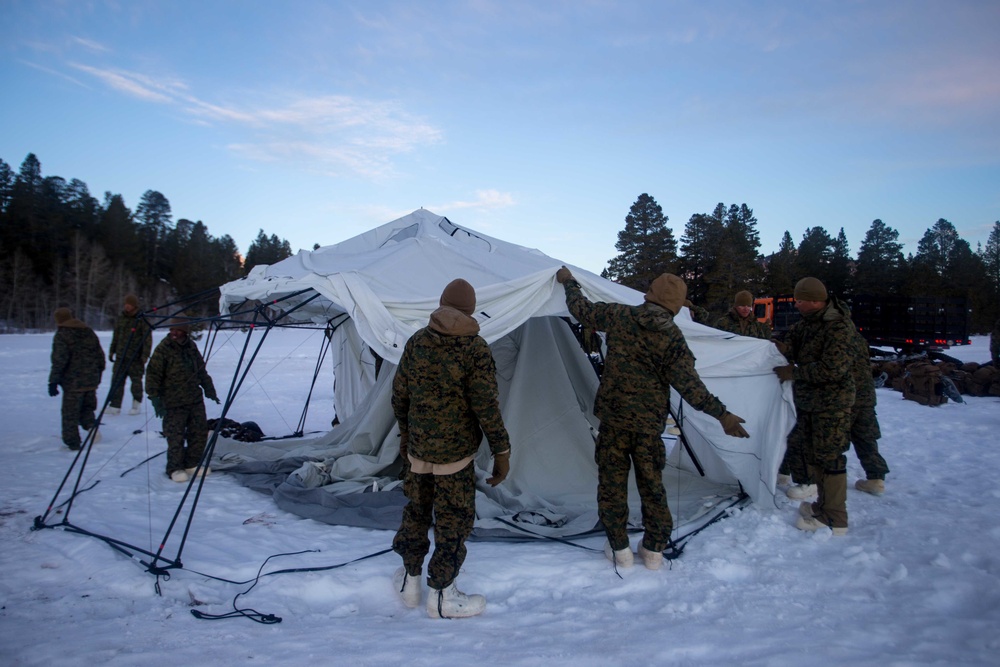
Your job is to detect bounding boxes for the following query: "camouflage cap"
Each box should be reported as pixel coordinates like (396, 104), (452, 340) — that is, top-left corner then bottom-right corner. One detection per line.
(645, 273), (687, 315)
(440, 278), (476, 315)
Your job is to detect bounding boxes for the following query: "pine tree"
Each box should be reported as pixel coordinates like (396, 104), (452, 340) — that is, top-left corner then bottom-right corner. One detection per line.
(604, 193), (677, 291)
(244, 229), (293, 275)
(795, 227), (834, 282)
(678, 210), (724, 304)
(854, 219), (904, 296)
(704, 204), (763, 308)
(763, 231), (797, 296)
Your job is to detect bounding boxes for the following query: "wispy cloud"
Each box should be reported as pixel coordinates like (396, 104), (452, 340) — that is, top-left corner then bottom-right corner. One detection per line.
(436, 190), (516, 211)
(69, 36), (110, 53)
(67, 63), (442, 179)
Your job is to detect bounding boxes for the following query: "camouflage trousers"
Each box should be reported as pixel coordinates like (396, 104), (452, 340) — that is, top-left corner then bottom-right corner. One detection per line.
(108, 360), (145, 408)
(783, 409), (851, 529)
(595, 424), (672, 553)
(393, 461), (476, 590)
(61, 389), (97, 448)
(162, 400), (208, 474)
(850, 404), (889, 480)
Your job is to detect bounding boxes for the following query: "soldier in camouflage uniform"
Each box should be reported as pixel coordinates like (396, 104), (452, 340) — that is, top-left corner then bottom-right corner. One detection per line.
(557, 268), (749, 570)
(145, 320), (219, 483)
(714, 291), (772, 340)
(48, 307), (105, 451)
(848, 324), (890, 496)
(391, 279), (510, 619)
(773, 277), (855, 535)
(107, 294), (152, 415)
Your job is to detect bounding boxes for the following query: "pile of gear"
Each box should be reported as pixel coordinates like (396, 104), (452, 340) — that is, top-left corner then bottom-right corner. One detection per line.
(872, 356), (1000, 406)
(206, 417), (265, 443)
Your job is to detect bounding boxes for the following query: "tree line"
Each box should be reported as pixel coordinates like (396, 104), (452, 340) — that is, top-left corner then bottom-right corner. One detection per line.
(604, 193), (1000, 332)
(0, 153), (294, 331)
(3, 155), (997, 333)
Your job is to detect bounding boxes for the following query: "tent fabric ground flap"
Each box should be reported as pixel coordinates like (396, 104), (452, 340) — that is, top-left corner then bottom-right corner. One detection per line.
(214, 209), (794, 541)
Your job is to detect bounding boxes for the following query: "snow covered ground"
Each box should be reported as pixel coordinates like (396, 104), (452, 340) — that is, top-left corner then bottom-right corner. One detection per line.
(1, 328), (998, 666)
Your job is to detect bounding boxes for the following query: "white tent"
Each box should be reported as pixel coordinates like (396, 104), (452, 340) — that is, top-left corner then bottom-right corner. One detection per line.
(214, 209), (794, 541)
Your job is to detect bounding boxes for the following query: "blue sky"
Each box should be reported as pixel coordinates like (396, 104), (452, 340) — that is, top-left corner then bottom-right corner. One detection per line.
(2, 0), (998, 274)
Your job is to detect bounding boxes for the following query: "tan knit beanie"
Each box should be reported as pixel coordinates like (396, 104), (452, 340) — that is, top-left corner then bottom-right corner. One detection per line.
(124, 294), (139, 308)
(167, 318), (191, 333)
(440, 278), (476, 316)
(644, 274), (687, 315)
(794, 277), (828, 302)
(734, 290), (753, 307)
(54, 307), (72, 325)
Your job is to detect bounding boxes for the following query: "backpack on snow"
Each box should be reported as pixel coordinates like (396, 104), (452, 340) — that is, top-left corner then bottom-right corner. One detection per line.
(901, 362), (947, 407)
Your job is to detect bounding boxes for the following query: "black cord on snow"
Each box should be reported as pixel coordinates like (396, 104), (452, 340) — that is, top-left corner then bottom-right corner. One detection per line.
(188, 547), (396, 624)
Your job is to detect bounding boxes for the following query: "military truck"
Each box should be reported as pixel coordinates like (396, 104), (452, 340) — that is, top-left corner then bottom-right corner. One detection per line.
(754, 294), (971, 353)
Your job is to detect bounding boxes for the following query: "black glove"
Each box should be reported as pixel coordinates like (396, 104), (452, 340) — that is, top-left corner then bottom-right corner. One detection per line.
(487, 451), (510, 487)
(109, 352), (116, 362)
(556, 266), (574, 284)
(772, 339), (789, 358)
(773, 364), (795, 382)
(398, 433), (409, 461)
(48, 383), (59, 397)
(208, 396), (221, 405)
(150, 396), (164, 418)
(718, 412), (750, 438)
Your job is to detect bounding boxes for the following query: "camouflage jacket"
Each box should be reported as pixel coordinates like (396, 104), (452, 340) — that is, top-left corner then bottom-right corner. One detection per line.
(784, 297), (856, 412)
(849, 324), (876, 408)
(564, 281), (726, 435)
(687, 303), (713, 326)
(714, 308), (772, 340)
(392, 306), (510, 464)
(146, 336), (217, 408)
(109, 311), (152, 368)
(49, 321), (105, 391)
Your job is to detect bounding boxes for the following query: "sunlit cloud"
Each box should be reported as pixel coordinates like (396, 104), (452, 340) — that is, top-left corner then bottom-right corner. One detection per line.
(69, 63), (443, 179)
(435, 190), (516, 211)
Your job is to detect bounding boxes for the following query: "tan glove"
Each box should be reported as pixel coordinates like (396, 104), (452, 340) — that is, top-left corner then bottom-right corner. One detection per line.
(556, 266), (574, 284)
(773, 364), (795, 382)
(487, 451), (510, 487)
(718, 412), (749, 438)
(683, 299), (694, 309)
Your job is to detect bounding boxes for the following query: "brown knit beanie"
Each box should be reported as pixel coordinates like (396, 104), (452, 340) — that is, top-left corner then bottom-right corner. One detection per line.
(794, 277), (828, 302)
(54, 307), (72, 325)
(124, 294), (139, 308)
(734, 290), (753, 307)
(440, 278), (476, 316)
(644, 274), (687, 315)
(167, 318), (191, 333)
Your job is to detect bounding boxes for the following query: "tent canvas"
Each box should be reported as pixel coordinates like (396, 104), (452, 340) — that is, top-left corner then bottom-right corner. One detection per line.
(214, 209), (794, 541)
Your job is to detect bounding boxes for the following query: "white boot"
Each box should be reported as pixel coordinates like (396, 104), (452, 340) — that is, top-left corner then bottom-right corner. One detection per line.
(604, 540), (634, 568)
(426, 581), (486, 618)
(106, 406), (121, 415)
(855, 478), (885, 496)
(796, 513), (848, 536)
(185, 466), (211, 479)
(128, 399), (141, 415)
(636, 543), (663, 570)
(777, 474), (791, 486)
(786, 483), (818, 500)
(393, 567), (421, 608)
(170, 470), (189, 483)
